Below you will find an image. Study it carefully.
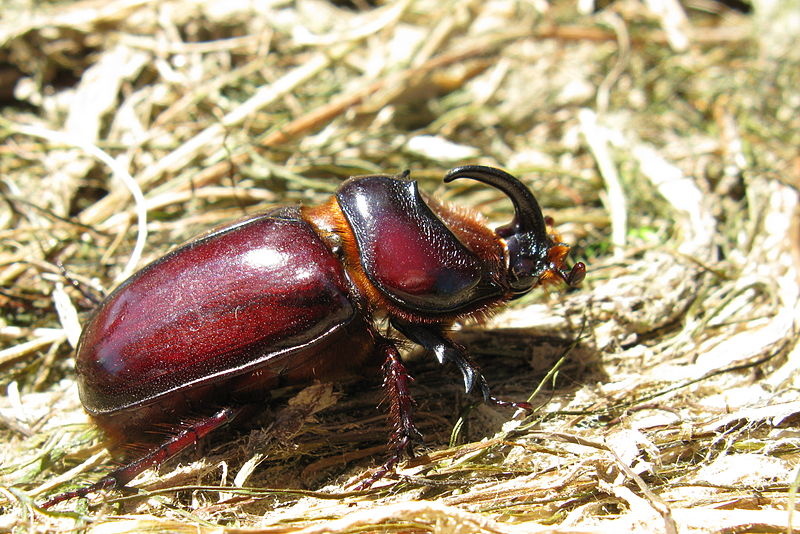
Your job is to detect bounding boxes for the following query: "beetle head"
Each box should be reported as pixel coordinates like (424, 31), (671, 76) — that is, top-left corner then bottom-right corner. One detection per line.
(444, 165), (585, 296)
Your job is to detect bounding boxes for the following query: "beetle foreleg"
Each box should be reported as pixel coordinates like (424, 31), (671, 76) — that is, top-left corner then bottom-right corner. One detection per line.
(392, 320), (532, 412)
(356, 342), (422, 489)
(41, 405), (246, 508)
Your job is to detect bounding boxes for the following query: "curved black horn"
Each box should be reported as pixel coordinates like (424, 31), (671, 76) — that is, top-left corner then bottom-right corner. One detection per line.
(444, 165), (558, 293)
(443, 165), (548, 242)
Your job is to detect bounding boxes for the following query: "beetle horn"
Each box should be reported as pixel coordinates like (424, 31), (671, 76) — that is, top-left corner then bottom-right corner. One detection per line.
(444, 165), (547, 240)
(443, 165), (552, 294)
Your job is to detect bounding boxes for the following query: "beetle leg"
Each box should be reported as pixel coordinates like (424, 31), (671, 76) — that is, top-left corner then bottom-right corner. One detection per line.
(56, 261), (105, 307)
(392, 320), (532, 412)
(41, 405), (246, 508)
(355, 341), (422, 489)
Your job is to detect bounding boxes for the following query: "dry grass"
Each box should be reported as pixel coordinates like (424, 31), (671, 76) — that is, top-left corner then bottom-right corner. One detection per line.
(1, 0), (799, 532)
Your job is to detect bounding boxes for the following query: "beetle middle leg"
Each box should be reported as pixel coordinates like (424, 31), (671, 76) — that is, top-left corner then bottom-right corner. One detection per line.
(392, 320), (533, 412)
(355, 341), (423, 489)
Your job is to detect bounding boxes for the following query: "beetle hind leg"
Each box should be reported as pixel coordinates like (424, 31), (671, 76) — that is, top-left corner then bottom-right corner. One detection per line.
(41, 405), (246, 508)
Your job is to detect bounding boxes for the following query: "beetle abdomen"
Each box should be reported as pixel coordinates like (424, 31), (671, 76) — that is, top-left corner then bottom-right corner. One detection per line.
(77, 213), (356, 415)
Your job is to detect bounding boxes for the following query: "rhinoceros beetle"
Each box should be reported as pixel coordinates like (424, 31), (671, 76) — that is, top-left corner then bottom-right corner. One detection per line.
(41, 165), (584, 508)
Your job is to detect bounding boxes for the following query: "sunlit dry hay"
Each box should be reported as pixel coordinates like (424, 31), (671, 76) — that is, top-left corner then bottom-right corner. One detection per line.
(1, 0), (799, 532)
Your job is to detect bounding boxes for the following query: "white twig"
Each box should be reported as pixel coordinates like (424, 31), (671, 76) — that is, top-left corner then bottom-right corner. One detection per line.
(11, 123), (148, 282)
(579, 109), (627, 256)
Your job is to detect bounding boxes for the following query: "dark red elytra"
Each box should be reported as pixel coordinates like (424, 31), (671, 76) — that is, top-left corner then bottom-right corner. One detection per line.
(42, 166), (584, 508)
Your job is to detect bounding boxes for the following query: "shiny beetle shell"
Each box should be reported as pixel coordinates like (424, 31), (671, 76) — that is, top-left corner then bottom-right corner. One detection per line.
(42, 166), (584, 508)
